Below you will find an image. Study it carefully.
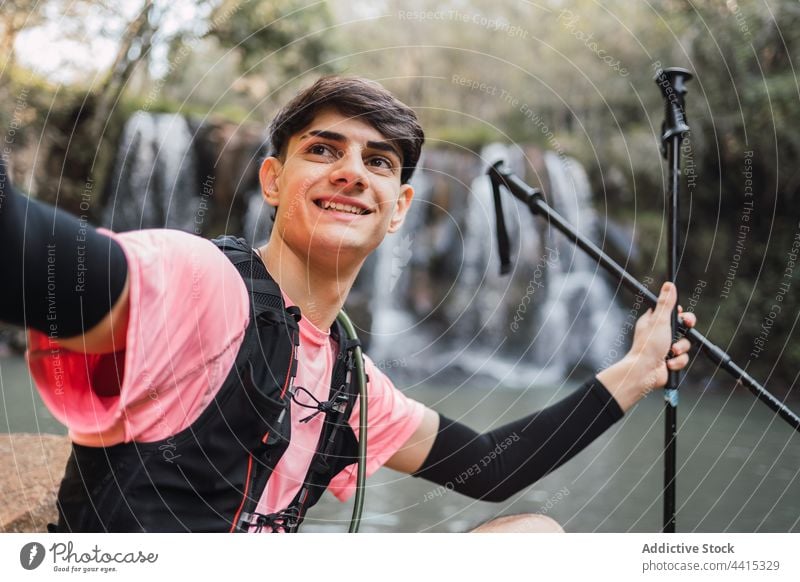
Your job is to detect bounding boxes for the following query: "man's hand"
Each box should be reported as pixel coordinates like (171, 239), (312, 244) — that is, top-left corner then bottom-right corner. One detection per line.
(597, 282), (696, 412)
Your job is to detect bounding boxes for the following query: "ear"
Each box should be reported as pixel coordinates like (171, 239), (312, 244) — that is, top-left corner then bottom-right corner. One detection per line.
(259, 156), (283, 208)
(387, 184), (414, 234)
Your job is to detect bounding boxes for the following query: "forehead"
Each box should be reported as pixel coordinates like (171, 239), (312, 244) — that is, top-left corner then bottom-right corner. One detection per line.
(289, 108), (389, 146)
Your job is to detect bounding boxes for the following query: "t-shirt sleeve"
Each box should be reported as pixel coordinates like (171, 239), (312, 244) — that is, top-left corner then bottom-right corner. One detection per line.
(326, 354), (425, 502)
(26, 229), (250, 444)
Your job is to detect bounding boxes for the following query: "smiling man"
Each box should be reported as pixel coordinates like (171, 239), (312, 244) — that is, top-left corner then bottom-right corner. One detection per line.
(0, 76), (695, 532)
(258, 102), (416, 333)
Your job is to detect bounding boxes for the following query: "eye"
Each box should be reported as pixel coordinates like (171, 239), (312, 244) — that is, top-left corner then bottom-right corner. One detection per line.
(366, 155), (396, 172)
(306, 143), (339, 159)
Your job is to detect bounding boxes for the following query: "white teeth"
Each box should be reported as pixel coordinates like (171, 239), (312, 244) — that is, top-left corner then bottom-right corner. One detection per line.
(319, 200), (366, 215)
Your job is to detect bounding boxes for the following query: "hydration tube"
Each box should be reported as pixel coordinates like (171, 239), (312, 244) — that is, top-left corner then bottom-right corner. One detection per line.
(336, 310), (367, 533)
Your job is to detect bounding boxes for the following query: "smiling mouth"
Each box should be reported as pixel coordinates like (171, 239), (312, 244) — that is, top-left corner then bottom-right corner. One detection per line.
(314, 199), (372, 215)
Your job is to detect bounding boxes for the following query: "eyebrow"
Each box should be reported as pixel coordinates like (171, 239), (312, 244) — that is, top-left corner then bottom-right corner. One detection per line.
(304, 129), (402, 161)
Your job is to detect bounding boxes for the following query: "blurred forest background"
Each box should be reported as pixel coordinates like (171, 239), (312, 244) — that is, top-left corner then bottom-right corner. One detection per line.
(2, 0), (800, 392)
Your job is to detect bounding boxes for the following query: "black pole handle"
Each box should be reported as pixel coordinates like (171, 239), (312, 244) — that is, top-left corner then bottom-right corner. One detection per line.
(655, 67), (693, 157)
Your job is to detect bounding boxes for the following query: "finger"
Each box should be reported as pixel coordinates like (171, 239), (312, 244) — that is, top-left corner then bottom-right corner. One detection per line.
(666, 353), (690, 370)
(653, 282), (677, 322)
(671, 338), (691, 355)
(679, 311), (697, 328)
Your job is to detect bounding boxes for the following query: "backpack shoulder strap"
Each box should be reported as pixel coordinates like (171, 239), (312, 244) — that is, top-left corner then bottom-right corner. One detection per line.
(211, 236), (301, 323)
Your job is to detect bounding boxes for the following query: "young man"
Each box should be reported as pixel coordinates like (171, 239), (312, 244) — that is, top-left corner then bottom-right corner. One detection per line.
(0, 76), (695, 532)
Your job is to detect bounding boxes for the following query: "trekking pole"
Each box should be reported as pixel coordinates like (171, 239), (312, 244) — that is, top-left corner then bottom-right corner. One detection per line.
(486, 162), (800, 435)
(656, 66), (693, 533)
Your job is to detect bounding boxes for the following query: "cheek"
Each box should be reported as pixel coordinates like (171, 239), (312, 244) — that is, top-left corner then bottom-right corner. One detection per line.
(280, 176), (317, 208)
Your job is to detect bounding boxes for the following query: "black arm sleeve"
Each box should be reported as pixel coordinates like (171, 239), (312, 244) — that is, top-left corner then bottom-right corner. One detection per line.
(412, 379), (624, 502)
(0, 161), (128, 337)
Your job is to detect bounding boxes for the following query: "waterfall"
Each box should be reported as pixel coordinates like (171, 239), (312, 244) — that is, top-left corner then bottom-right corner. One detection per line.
(368, 155), (434, 363)
(368, 144), (627, 387)
(435, 143), (566, 386)
(454, 143), (517, 344)
(103, 112), (201, 232)
(539, 151), (625, 374)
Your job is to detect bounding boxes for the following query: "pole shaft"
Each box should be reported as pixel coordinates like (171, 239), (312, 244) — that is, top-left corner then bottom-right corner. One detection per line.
(657, 67), (692, 533)
(663, 133), (683, 534)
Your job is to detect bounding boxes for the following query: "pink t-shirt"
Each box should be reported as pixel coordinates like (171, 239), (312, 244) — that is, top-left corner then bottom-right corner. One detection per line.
(27, 229), (425, 516)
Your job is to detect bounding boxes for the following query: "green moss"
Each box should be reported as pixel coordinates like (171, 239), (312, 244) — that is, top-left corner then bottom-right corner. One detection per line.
(427, 124), (504, 149)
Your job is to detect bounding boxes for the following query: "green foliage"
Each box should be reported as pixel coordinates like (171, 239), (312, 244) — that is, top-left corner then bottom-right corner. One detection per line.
(429, 123), (503, 149)
(208, 0), (336, 80)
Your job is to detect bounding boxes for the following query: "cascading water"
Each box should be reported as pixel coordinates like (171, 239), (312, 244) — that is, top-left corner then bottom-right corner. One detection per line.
(368, 154), (437, 364)
(434, 142), (568, 386)
(367, 144), (626, 387)
(103, 112), (201, 232)
(454, 143), (520, 345)
(540, 151), (625, 373)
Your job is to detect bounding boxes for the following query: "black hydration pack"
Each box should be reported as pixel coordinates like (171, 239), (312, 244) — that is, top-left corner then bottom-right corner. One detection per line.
(52, 236), (362, 532)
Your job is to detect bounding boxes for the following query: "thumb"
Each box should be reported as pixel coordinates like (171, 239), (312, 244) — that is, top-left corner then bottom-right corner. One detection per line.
(653, 282), (677, 322)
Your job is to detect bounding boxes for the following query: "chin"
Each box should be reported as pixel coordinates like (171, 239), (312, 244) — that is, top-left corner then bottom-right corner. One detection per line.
(307, 233), (381, 260)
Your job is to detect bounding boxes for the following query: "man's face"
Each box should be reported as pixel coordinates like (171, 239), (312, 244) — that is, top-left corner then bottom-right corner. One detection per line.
(260, 109), (414, 263)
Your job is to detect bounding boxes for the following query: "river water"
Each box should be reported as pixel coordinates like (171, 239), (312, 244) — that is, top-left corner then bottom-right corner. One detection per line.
(1, 355), (798, 533)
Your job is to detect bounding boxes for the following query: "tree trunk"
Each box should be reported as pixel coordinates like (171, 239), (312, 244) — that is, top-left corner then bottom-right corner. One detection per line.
(0, 18), (18, 70)
(84, 0), (156, 152)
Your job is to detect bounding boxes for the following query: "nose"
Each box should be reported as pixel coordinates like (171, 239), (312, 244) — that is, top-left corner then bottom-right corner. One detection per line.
(329, 150), (369, 192)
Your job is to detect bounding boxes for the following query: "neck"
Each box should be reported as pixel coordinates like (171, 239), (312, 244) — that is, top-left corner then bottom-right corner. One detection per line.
(257, 237), (364, 331)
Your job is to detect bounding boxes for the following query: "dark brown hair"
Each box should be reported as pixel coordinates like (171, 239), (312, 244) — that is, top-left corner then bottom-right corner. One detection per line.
(267, 76), (425, 184)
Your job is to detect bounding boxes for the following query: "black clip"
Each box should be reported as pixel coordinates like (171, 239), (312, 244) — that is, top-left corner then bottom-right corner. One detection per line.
(245, 508), (299, 533)
(293, 386), (342, 423)
(286, 305), (302, 322)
